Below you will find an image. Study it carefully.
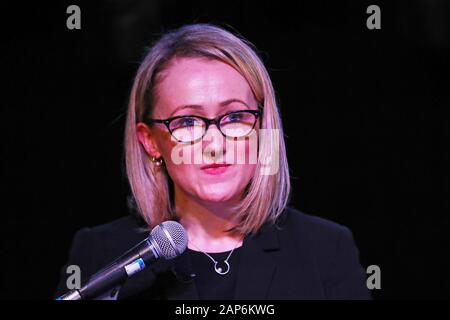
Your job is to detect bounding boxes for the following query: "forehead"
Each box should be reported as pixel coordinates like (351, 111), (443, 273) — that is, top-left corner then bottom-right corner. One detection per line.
(153, 57), (255, 116)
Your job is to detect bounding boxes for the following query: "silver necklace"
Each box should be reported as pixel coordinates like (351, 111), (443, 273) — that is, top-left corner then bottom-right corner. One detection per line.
(189, 238), (242, 275)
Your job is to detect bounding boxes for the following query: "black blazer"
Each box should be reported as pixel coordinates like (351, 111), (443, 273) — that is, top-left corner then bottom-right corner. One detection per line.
(56, 207), (371, 299)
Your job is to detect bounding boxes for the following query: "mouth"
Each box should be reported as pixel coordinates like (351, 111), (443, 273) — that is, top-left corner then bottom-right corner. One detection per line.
(200, 163), (232, 175)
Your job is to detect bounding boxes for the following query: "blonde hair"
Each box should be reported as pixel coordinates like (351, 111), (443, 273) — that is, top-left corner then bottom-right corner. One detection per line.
(124, 23), (291, 235)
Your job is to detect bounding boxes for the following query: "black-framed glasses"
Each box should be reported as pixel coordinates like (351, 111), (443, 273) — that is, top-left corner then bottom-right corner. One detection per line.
(144, 109), (261, 143)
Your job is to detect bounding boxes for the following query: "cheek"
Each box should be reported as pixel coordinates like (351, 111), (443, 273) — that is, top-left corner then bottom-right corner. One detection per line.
(161, 141), (200, 168)
(161, 143), (198, 186)
(225, 133), (259, 167)
(238, 163), (257, 184)
(227, 136), (259, 188)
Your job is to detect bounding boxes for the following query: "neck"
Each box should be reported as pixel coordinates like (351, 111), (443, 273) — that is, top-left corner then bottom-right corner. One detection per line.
(174, 185), (244, 253)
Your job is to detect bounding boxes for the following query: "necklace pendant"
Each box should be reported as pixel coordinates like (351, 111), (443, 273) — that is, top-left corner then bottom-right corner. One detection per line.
(214, 260), (230, 275)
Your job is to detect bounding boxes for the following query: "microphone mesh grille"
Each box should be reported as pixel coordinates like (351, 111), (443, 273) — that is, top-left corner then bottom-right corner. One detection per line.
(150, 221), (188, 260)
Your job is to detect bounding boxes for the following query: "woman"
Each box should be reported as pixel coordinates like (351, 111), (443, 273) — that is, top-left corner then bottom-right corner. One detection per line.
(56, 23), (371, 300)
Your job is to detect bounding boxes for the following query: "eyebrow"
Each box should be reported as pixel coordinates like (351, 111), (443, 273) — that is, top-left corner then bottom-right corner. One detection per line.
(168, 99), (250, 117)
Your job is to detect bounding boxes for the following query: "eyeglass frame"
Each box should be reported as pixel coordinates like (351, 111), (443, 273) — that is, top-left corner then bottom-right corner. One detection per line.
(143, 109), (262, 143)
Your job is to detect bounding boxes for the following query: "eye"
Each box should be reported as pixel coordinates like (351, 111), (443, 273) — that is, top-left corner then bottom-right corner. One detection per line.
(227, 112), (244, 122)
(172, 117), (199, 128)
(180, 118), (196, 126)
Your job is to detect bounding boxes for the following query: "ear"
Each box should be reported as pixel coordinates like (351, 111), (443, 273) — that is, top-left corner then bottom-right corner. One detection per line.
(136, 122), (161, 158)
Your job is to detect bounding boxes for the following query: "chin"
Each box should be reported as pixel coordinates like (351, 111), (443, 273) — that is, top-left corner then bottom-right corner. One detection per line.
(197, 187), (240, 203)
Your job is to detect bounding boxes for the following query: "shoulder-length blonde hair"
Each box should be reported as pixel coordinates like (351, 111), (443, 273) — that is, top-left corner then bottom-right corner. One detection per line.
(124, 23), (290, 235)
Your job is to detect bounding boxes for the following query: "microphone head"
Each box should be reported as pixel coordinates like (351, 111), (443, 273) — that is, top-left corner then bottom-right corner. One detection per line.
(150, 221), (188, 260)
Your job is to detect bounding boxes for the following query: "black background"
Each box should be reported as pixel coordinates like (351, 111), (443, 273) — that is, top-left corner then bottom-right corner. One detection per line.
(1, 0), (449, 299)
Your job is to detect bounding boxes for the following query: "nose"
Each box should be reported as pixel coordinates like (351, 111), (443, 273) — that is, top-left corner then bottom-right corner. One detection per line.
(202, 124), (226, 161)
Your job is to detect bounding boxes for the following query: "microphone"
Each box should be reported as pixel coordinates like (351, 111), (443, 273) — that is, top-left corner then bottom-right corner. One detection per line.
(57, 220), (188, 300)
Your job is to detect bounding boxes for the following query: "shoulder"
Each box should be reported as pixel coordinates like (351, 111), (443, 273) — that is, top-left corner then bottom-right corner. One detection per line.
(82, 214), (147, 235)
(279, 206), (353, 242)
(275, 207), (371, 299)
(69, 215), (149, 271)
(275, 206), (361, 267)
(74, 215), (149, 255)
(55, 215), (149, 297)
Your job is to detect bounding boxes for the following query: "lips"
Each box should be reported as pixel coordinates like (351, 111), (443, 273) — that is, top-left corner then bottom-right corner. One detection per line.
(200, 163), (231, 170)
(200, 163), (232, 175)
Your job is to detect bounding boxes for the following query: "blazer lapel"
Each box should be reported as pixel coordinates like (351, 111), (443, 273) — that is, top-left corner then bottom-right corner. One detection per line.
(234, 221), (280, 299)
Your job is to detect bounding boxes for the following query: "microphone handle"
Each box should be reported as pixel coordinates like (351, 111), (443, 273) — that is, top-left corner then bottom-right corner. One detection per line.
(58, 237), (159, 300)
